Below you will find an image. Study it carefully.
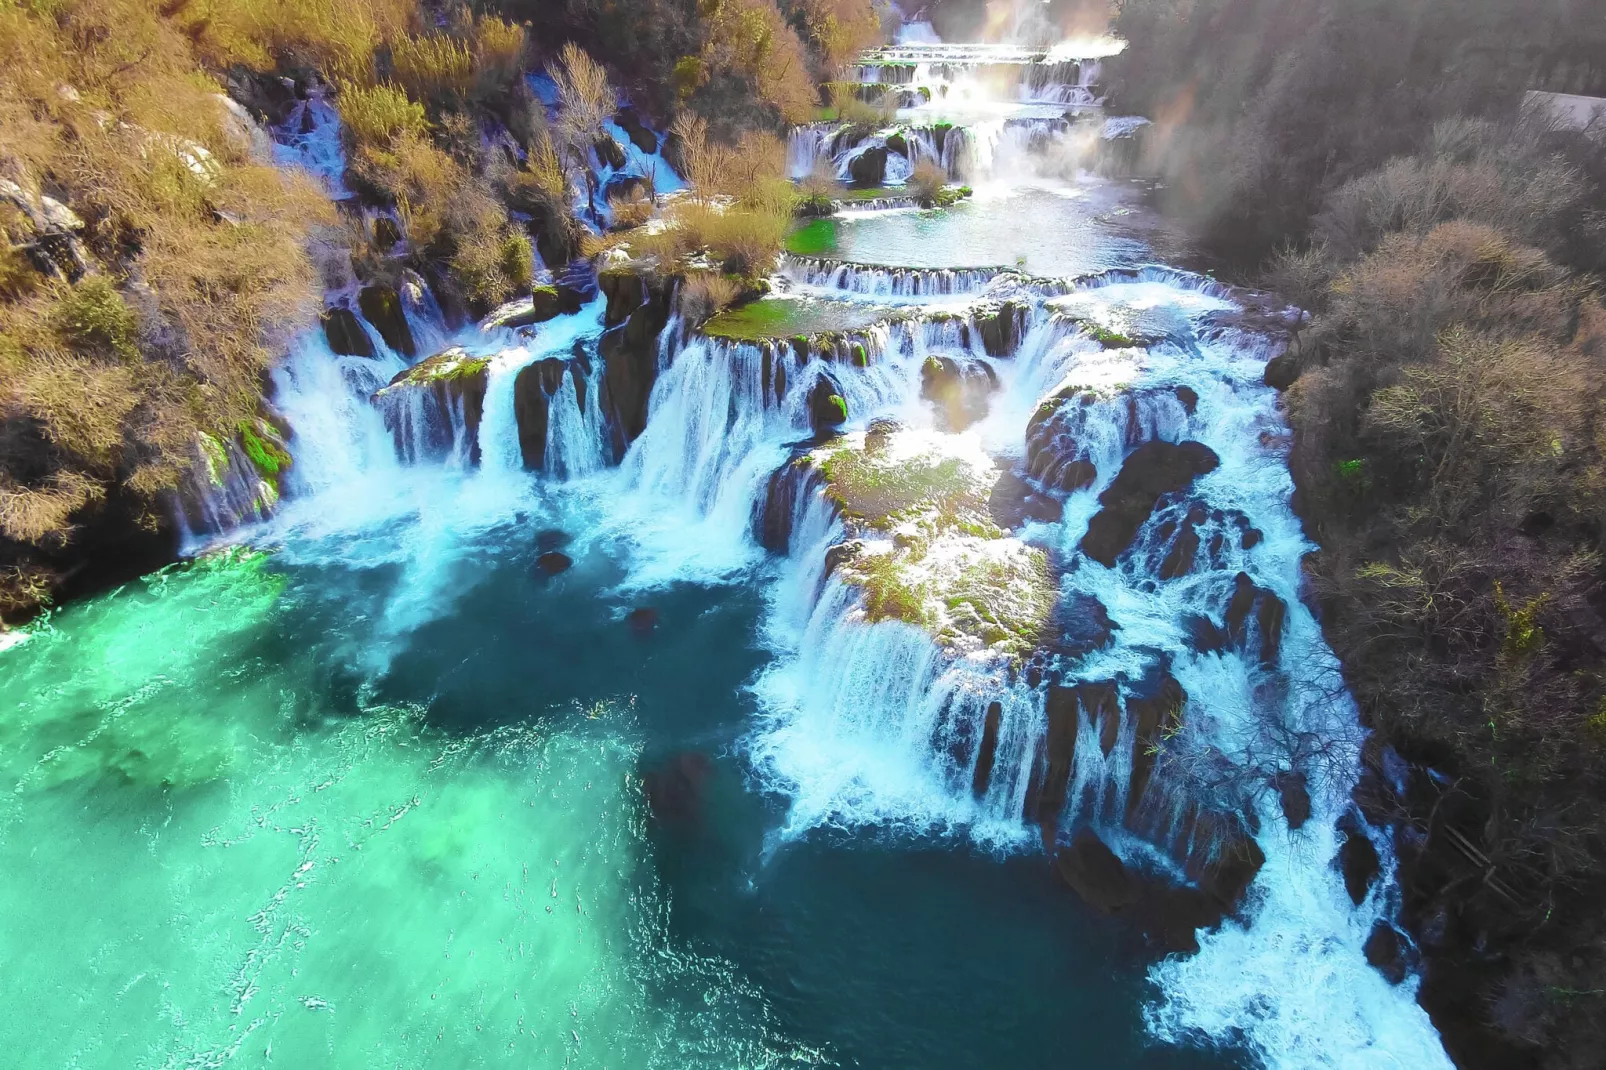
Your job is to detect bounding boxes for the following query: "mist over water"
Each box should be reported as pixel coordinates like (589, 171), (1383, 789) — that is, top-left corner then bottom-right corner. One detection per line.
(0, 15), (1455, 1070)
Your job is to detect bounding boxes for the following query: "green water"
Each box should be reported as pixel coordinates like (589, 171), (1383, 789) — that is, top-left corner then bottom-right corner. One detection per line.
(0, 550), (799, 1068)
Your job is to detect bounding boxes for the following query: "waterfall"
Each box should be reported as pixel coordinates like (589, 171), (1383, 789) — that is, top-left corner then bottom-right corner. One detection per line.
(780, 255), (1011, 298)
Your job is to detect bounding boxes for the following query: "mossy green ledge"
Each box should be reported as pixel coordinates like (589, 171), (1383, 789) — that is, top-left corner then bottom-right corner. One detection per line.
(808, 424), (1056, 663)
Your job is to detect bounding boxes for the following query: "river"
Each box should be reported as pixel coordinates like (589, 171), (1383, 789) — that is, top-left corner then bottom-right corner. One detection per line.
(0, 24), (1454, 1070)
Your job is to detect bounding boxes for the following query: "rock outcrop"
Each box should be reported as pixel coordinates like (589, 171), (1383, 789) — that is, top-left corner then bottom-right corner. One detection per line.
(358, 284), (417, 357)
(371, 346), (489, 462)
(1081, 441), (1220, 566)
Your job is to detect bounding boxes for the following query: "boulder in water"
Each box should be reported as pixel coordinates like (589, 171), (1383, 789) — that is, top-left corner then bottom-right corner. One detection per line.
(1174, 385), (1199, 414)
(599, 275), (672, 458)
(614, 108), (658, 154)
(1364, 921), (1414, 985)
(807, 374), (849, 437)
(627, 607), (659, 635)
(987, 469), (1064, 530)
(535, 551), (573, 577)
(1081, 440), (1220, 567)
(593, 133), (627, 171)
(599, 265), (650, 327)
(1263, 354), (1300, 390)
(884, 130), (909, 157)
(371, 346), (490, 462)
(643, 752), (711, 823)
(848, 145), (888, 188)
(486, 287), (562, 330)
(1275, 770), (1312, 830)
(555, 261), (598, 313)
(977, 300), (1027, 357)
(1193, 820), (1266, 910)
(1338, 815), (1381, 905)
(358, 284), (416, 357)
(321, 306), (374, 358)
(1222, 571), (1286, 669)
(1055, 828), (1138, 914)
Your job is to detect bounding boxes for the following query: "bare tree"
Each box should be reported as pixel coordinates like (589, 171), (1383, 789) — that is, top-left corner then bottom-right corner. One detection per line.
(549, 44), (613, 219)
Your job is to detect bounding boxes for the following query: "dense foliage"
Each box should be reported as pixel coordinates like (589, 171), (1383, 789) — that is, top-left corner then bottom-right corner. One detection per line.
(1108, 1), (1606, 1062)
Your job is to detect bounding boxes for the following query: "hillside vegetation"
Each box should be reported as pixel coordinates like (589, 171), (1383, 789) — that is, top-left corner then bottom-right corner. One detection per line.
(0, 0), (877, 618)
(1108, 1), (1606, 1064)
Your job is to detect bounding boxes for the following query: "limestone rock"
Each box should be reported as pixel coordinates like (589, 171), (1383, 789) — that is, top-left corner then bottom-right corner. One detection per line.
(1264, 354), (1300, 390)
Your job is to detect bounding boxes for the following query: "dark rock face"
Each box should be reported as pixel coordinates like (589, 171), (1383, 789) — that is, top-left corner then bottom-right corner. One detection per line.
(614, 108), (658, 154)
(921, 354), (997, 430)
(1126, 672), (1186, 819)
(848, 145), (888, 188)
(358, 285), (417, 357)
(373, 349), (488, 462)
(1027, 684), (1081, 837)
(513, 353), (589, 470)
(598, 267), (649, 327)
(555, 260), (599, 313)
(1191, 820), (1266, 909)
(1025, 393), (1098, 494)
(1223, 571), (1287, 669)
(643, 752), (711, 822)
(1275, 770), (1312, 830)
(1364, 922), (1412, 985)
(599, 277), (672, 459)
(977, 300), (1027, 357)
(1081, 441), (1220, 566)
(1056, 827), (1139, 914)
(988, 470), (1064, 530)
(1048, 593), (1116, 660)
(1148, 501), (1261, 581)
(321, 307), (375, 358)
(593, 133), (627, 171)
(535, 551), (573, 577)
(1263, 353), (1300, 390)
(971, 700), (1004, 797)
(1338, 816), (1382, 905)
(1174, 385), (1199, 413)
(807, 373), (849, 437)
(756, 456), (821, 553)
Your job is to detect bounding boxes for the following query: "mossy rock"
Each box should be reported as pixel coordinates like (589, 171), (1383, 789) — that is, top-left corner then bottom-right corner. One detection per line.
(808, 427), (1056, 661)
(236, 419), (292, 479)
(377, 346), (491, 391)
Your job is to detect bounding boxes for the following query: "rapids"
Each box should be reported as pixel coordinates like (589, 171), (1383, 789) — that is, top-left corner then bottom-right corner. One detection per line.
(0, 19), (1454, 1070)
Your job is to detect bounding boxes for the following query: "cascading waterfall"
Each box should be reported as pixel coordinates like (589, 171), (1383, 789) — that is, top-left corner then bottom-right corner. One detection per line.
(167, 23), (1454, 1070)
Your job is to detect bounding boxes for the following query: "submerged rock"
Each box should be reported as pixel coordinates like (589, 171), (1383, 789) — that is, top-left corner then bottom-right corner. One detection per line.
(534, 551), (573, 577)
(1081, 441), (1220, 567)
(1056, 827), (1138, 914)
(535, 529), (571, 552)
(987, 470), (1064, 530)
(643, 752), (711, 823)
(627, 607), (659, 635)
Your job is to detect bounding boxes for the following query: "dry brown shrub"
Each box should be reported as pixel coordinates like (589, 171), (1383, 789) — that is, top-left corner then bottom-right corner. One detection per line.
(677, 270), (740, 322)
(700, 0), (817, 123)
(907, 157), (946, 205)
(790, 0), (882, 72)
(391, 32), (476, 108)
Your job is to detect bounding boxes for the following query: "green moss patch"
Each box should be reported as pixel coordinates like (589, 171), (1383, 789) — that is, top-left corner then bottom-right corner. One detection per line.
(811, 428), (1056, 661)
(378, 346), (492, 392)
(702, 296), (892, 342)
(236, 420), (292, 479)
